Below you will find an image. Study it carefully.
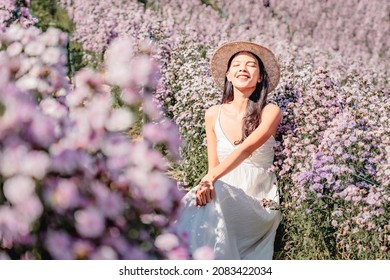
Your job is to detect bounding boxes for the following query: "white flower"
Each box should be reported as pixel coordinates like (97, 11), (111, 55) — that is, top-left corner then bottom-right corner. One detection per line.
(20, 151), (50, 179)
(6, 42), (23, 57)
(155, 233), (179, 251)
(3, 175), (36, 204)
(5, 25), (24, 42)
(105, 108), (134, 131)
(104, 37), (134, 87)
(38, 27), (63, 46)
(15, 74), (38, 91)
(41, 47), (62, 65)
(91, 246), (118, 260)
(40, 97), (68, 119)
(193, 246), (215, 260)
(24, 40), (45, 56)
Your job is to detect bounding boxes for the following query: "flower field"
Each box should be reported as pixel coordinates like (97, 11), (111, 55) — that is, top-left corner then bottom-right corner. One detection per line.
(0, 0), (389, 259)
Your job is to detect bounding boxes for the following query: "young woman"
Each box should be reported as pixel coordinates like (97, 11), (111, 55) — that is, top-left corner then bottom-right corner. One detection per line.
(176, 41), (282, 260)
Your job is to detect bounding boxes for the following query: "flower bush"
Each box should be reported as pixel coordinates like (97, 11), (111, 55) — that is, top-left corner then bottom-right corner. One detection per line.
(0, 0), (38, 30)
(0, 8), (193, 258)
(272, 64), (389, 259)
(1, 0), (388, 260)
(155, 32), (220, 187)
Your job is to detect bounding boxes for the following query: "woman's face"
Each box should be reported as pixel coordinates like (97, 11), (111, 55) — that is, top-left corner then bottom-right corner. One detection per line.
(226, 52), (261, 92)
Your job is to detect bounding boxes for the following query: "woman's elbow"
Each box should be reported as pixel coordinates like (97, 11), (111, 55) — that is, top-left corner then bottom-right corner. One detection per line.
(243, 131), (274, 155)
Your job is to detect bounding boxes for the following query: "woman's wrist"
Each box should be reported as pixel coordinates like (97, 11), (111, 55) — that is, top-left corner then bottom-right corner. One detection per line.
(209, 171), (217, 183)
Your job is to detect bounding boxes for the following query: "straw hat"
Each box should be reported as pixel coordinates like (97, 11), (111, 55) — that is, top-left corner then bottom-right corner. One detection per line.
(210, 41), (280, 93)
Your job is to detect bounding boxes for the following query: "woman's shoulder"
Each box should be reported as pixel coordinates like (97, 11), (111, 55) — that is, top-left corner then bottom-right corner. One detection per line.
(204, 105), (221, 130)
(262, 103), (282, 115)
(205, 104), (221, 119)
(261, 103), (282, 123)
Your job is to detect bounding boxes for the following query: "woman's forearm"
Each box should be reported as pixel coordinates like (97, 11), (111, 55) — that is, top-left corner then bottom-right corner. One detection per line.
(209, 130), (273, 182)
(209, 149), (251, 181)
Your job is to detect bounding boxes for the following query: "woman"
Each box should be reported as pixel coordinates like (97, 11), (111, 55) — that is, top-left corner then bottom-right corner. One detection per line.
(176, 41), (282, 260)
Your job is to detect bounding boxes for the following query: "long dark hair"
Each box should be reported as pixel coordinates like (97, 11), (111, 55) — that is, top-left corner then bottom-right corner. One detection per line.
(221, 51), (270, 145)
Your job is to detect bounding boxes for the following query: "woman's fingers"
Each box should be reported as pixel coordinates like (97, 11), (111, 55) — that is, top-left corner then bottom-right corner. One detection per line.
(205, 188), (211, 203)
(210, 186), (215, 200)
(196, 188), (203, 206)
(196, 188), (205, 206)
(195, 184), (215, 207)
(206, 184), (216, 202)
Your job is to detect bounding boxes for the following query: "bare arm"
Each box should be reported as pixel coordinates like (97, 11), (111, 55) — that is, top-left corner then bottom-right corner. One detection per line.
(196, 105), (219, 206)
(205, 105), (220, 172)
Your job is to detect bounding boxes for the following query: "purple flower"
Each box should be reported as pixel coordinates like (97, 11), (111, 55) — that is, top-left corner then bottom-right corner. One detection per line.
(74, 208), (105, 238)
(50, 149), (93, 175)
(309, 183), (323, 192)
(0, 252), (10, 260)
(142, 123), (166, 143)
(92, 182), (124, 219)
(27, 113), (57, 147)
(44, 179), (80, 211)
(45, 230), (73, 259)
(133, 171), (174, 206)
(325, 173), (335, 184)
(166, 246), (189, 260)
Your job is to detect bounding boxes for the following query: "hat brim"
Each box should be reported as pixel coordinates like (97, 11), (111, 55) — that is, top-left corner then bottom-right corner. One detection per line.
(210, 41), (280, 93)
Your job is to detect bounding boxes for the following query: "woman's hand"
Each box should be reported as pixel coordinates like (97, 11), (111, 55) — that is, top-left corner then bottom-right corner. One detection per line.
(196, 174), (216, 207)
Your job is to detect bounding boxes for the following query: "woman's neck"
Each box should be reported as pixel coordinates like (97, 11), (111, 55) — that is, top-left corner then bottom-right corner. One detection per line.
(228, 95), (248, 116)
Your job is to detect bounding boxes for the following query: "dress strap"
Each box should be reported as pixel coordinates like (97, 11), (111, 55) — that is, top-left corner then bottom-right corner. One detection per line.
(217, 104), (223, 121)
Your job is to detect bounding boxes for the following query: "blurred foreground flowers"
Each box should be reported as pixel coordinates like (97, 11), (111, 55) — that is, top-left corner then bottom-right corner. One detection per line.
(0, 22), (191, 259)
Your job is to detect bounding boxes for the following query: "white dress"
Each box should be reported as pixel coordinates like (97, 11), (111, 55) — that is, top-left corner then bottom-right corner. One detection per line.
(176, 105), (281, 260)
